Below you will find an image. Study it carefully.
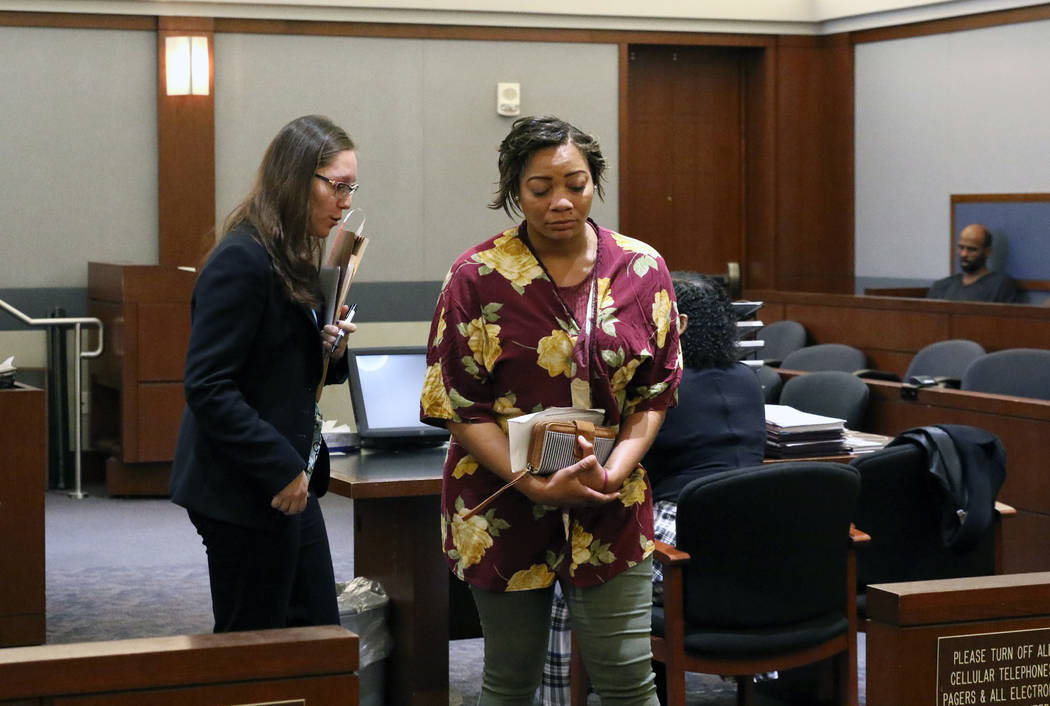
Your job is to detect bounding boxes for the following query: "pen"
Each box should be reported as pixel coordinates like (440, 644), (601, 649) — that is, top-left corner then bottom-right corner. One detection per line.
(331, 303), (356, 350)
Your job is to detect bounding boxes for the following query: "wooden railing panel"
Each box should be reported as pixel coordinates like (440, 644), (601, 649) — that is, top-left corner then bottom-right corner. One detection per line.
(0, 626), (358, 704)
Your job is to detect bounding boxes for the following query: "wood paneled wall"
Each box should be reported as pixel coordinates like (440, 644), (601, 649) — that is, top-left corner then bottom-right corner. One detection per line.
(748, 289), (1050, 375)
(767, 34), (854, 293)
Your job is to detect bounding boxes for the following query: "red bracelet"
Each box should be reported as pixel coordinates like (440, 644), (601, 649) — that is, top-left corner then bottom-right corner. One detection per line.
(602, 468), (609, 493)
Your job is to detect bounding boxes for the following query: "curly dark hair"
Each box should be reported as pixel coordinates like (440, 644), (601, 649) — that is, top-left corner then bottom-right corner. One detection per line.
(673, 273), (740, 370)
(489, 115), (606, 218)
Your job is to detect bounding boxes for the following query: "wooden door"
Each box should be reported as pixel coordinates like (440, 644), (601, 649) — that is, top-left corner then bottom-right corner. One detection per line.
(623, 45), (746, 276)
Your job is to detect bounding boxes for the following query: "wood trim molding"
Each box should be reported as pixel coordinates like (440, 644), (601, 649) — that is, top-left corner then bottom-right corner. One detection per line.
(951, 192), (1050, 203)
(617, 42), (629, 230)
(850, 2), (1050, 43)
(156, 16), (216, 268)
(0, 11), (154, 30)
(214, 16), (778, 46)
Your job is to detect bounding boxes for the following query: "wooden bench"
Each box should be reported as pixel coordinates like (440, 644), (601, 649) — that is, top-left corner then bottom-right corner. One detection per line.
(0, 625), (359, 705)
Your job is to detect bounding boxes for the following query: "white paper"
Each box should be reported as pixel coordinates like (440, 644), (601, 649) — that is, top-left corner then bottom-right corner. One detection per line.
(764, 404), (844, 431)
(507, 407), (604, 473)
(0, 355), (15, 374)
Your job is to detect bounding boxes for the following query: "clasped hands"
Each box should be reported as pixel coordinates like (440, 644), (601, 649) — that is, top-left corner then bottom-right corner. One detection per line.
(321, 304), (357, 359)
(526, 435), (621, 508)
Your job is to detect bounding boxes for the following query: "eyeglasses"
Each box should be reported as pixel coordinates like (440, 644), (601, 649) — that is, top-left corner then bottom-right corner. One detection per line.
(314, 173), (360, 200)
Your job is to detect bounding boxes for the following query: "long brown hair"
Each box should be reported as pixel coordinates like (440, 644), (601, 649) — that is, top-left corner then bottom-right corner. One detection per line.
(223, 115), (355, 307)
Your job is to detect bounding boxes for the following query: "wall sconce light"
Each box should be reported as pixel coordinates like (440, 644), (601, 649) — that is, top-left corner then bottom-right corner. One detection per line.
(165, 36), (210, 96)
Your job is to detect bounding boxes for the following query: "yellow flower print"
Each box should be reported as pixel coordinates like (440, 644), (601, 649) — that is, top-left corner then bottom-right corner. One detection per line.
(611, 357), (641, 393)
(569, 522), (616, 576)
(450, 512), (494, 571)
(433, 308), (447, 346)
(570, 523), (594, 573)
(640, 534), (655, 559)
(611, 233), (659, 257)
(421, 361), (453, 419)
(507, 563), (556, 591)
(494, 394), (523, 418)
(474, 232), (545, 291)
(452, 455), (479, 479)
(619, 467), (647, 507)
(596, 277), (619, 336)
(652, 289), (672, 348)
(537, 329), (577, 378)
(462, 317), (502, 371)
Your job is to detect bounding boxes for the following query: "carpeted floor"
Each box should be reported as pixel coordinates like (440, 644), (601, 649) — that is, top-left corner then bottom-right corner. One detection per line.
(44, 485), (864, 704)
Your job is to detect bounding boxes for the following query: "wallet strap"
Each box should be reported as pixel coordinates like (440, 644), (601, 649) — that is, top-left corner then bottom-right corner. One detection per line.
(460, 468), (532, 521)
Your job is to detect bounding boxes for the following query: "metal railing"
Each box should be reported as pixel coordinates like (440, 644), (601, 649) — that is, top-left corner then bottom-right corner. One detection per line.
(0, 298), (104, 499)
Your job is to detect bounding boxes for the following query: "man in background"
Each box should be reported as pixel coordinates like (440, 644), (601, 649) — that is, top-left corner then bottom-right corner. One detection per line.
(927, 223), (1020, 303)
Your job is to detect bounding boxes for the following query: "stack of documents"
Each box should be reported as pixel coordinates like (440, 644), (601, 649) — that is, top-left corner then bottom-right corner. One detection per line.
(764, 404), (847, 459)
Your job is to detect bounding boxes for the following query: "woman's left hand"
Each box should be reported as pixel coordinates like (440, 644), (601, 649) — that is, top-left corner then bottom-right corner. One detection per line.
(322, 304), (357, 359)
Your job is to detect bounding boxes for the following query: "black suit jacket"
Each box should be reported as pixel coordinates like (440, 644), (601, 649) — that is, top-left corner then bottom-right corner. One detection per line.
(170, 225), (348, 530)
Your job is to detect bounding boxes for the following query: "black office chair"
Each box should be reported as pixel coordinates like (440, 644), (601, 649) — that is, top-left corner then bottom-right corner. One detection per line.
(779, 371), (870, 430)
(849, 443), (1010, 622)
(781, 344), (867, 373)
(754, 364), (783, 403)
(649, 463), (862, 706)
(904, 339), (986, 385)
(960, 348), (1050, 401)
(752, 320), (807, 365)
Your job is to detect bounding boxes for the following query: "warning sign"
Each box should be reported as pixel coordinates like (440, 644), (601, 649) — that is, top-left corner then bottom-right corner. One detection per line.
(937, 628), (1050, 705)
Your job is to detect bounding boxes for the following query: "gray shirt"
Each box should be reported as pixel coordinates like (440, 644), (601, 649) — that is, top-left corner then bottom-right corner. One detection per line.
(927, 271), (1020, 303)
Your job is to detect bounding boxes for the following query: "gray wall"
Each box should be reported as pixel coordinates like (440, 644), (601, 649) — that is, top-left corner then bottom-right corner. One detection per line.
(1, 25), (618, 361)
(854, 18), (1050, 292)
(214, 33), (619, 284)
(0, 26), (157, 290)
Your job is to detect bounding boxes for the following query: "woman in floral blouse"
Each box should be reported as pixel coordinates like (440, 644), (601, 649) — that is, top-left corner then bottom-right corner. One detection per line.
(421, 115), (681, 704)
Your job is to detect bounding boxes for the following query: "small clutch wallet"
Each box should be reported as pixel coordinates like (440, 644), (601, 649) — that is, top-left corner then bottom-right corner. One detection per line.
(460, 418), (616, 520)
(527, 419), (616, 475)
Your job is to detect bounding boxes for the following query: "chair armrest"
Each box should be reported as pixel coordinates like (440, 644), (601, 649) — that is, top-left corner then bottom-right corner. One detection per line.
(849, 524), (871, 546)
(654, 540), (691, 566)
(855, 369), (901, 382)
(994, 500), (1016, 516)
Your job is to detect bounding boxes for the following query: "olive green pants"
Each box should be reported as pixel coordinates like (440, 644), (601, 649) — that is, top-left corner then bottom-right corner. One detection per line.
(469, 557), (659, 705)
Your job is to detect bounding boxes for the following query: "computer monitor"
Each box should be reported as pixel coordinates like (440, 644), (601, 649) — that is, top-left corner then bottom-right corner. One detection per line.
(346, 346), (450, 448)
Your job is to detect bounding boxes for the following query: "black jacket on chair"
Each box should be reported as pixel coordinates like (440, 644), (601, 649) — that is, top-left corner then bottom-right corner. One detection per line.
(888, 424), (1006, 552)
(170, 226), (348, 531)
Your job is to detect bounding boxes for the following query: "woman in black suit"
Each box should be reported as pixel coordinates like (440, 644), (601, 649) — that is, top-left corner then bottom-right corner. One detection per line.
(171, 114), (359, 632)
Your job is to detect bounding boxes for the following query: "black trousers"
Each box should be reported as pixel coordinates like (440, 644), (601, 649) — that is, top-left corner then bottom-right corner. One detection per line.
(189, 494), (339, 632)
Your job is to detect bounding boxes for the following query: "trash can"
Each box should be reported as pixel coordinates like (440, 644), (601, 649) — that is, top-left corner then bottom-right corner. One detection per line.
(336, 577), (393, 706)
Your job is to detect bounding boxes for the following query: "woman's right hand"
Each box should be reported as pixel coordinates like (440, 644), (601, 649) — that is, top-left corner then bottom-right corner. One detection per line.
(271, 471), (309, 515)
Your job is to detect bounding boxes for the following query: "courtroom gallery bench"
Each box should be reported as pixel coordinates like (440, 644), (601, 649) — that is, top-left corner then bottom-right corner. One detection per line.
(0, 625), (359, 705)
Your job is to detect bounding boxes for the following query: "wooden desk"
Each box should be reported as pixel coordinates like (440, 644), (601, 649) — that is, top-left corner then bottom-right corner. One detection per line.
(329, 447), (460, 706)
(0, 383), (46, 647)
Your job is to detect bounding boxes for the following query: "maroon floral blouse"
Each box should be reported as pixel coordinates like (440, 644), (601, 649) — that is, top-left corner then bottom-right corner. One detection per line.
(421, 220), (682, 591)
